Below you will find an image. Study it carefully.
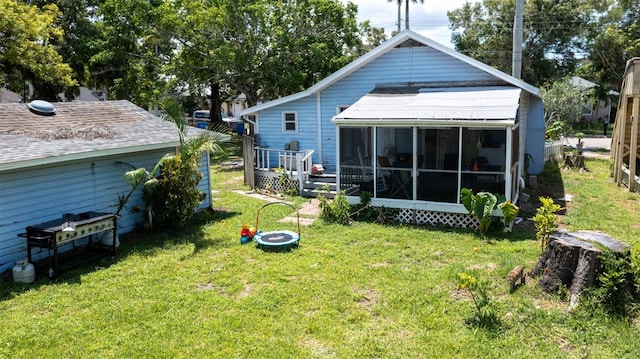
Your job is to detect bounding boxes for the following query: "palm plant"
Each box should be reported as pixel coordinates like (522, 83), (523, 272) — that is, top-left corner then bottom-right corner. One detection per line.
(387, 0), (425, 31)
(116, 100), (227, 229)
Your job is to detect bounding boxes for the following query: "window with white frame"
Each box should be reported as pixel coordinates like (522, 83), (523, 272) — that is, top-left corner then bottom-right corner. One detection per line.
(282, 112), (298, 133)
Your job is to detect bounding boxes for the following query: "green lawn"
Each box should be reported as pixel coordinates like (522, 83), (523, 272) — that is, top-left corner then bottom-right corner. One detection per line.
(1, 157), (639, 358)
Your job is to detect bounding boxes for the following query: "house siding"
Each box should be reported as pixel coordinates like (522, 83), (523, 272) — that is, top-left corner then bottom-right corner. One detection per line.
(257, 96), (320, 166)
(0, 150), (211, 271)
(256, 45), (500, 172)
(526, 96), (546, 174)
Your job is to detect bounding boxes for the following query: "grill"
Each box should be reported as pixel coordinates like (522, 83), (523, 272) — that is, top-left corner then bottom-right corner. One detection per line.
(21, 211), (117, 279)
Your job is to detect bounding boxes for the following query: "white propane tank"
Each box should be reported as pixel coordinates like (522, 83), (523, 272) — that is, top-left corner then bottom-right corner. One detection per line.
(12, 260), (35, 283)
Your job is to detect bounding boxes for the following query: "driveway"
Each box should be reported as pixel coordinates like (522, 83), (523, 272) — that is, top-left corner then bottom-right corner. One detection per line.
(564, 135), (611, 158)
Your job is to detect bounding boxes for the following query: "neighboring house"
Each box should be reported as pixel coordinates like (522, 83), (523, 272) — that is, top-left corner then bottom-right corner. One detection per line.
(0, 100), (212, 272)
(240, 30), (545, 226)
(0, 88), (22, 103)
(570, 76), (619, 123)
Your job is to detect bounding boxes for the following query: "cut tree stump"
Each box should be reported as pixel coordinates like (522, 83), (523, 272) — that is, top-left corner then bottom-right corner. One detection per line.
(531, 231), (630, 295)
(563, 154), (585, 169)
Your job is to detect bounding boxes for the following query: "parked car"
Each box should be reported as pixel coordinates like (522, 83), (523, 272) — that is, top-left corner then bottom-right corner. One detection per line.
(191, 110), (210, 128)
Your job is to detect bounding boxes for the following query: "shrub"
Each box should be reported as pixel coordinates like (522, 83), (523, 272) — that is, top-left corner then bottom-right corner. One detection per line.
(317, 190), (351, 225)
(457, 272), (500, 328)
(460, 188), (519, 234)
(533, 197), (563, 250)
(144, 155), (205, 229)
(581, 248), (640, 318)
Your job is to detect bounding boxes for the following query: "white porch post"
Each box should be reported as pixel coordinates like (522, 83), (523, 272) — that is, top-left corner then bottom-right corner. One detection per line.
(316, 93), (323, 165)
(335, 125), (341, 190)
(373, 127), (378, 197)
(412, 126), (417, 200)
(456, 127), (463, 203)
(505, 126), (513, 201)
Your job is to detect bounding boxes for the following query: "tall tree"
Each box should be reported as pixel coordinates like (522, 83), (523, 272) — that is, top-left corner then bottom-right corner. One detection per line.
(172, 0), (364, 118)
(448, 0), (607, 86)
(387, 0), (425, 31)
(581, 0), (640, 93)
(23, 0), (101, 100)
(0, 0), (76, 101)
(88, 0), (176, 108)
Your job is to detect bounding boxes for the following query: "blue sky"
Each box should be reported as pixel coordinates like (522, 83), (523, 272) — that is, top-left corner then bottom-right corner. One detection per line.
(343, 0), (480, 48)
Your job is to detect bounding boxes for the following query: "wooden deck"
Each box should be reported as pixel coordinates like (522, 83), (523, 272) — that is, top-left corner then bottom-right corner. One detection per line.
(612, 57), (640, 192)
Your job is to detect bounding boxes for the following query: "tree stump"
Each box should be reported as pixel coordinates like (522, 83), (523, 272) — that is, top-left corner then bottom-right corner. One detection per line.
(531, 231), (630, 295)
(563, 154), (585, 169)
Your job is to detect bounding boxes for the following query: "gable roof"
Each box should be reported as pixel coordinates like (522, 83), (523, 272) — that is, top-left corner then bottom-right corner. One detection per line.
(0, 100), (191, 172)
(240, 29), (541, 117)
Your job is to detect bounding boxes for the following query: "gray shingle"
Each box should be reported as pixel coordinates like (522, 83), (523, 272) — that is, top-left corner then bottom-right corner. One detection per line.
(0, 101), (185, 168)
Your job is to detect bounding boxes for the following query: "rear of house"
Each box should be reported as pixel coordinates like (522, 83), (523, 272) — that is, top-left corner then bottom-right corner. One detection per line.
(240, 30), (545, 225)
(0, 100), (212, 272)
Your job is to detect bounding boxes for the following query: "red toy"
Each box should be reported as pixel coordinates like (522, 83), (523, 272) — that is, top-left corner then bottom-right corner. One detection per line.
(240, 223), (256, 244)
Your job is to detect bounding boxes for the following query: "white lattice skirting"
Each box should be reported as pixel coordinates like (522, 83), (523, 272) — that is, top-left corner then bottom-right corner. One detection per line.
(395, 208), (479, 228)
(255, 172), (297, 193)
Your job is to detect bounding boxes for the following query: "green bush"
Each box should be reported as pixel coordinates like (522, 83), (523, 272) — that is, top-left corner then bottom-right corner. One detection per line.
(456, 272), (500, 328)
(533, 196), (563, 250)
(460, 188), (519, 234)
(581, 248), (640, 318)
(144, 155), (206, 229)
(318, 190), (351, 225)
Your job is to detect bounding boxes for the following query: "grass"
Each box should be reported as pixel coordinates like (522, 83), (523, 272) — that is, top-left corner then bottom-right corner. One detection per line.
(1, 156), (639, 358)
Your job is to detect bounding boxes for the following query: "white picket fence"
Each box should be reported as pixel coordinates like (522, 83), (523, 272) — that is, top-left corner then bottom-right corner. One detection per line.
(544, 137), (565, 162)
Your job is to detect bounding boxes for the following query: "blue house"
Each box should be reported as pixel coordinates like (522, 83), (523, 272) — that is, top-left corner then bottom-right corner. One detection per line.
(0, 100), (212, 273)
(240, 30), (545, 226)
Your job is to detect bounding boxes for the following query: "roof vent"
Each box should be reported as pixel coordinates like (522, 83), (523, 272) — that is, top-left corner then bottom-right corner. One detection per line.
(28, 100), (56, 116)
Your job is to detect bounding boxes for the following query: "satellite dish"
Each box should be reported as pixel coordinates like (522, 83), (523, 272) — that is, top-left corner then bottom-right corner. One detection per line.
(28, 100), (56, 116)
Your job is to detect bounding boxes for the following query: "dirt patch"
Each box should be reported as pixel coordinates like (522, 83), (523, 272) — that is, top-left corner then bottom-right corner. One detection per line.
(196, 282), (218, 291)
(467, 262), (498, 272)
(354, 288), (379, 309)
(370, 262), (392, 268)
(451, 289), (473, 302)
(238, 283), (253, 298)
(299, 338), (335, 358)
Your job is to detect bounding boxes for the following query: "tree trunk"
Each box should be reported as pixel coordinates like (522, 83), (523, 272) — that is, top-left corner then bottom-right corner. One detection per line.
(209, 81), (224, 127)
(532, 231), (630, 295)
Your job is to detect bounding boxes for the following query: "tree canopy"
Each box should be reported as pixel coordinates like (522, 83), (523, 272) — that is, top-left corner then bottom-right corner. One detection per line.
(1, 0), (76, 101)
(447, 0), (610, 87)
(5, 0), (638, 116)
(171, 0), (365, 120)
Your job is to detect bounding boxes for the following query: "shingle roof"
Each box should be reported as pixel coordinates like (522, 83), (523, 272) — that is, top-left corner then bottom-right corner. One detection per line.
(0, 100), (184, 171)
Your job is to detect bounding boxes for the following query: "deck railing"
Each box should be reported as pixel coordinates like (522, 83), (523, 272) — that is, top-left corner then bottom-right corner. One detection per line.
(254, 147), (314, 192)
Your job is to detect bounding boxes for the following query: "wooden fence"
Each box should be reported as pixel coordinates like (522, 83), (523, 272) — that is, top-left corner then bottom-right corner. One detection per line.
(242, 135), (255, 189)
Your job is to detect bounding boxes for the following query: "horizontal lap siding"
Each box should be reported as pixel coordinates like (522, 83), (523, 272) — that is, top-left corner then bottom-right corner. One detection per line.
(257, 96), (320, 165)
(319, 46), (497, 169)
(0, 149), (211, 269)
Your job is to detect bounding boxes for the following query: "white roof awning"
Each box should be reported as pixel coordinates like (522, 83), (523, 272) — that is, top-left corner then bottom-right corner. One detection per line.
(333, 86), (522, 126)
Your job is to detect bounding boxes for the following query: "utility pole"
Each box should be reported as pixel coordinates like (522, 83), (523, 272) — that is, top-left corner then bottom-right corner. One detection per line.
(512, 0), (524, 79)
(397, 2), (401, 33)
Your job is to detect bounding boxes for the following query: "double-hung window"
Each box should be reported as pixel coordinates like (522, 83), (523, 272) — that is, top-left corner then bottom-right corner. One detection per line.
(282, 112), (298, 133)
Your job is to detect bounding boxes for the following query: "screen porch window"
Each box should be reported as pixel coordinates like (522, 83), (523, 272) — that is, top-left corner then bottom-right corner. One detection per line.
(282, 112), (298, 133)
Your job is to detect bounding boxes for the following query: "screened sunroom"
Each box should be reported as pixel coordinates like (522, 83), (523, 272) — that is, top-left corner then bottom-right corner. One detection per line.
(333, 86), (523, 215)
